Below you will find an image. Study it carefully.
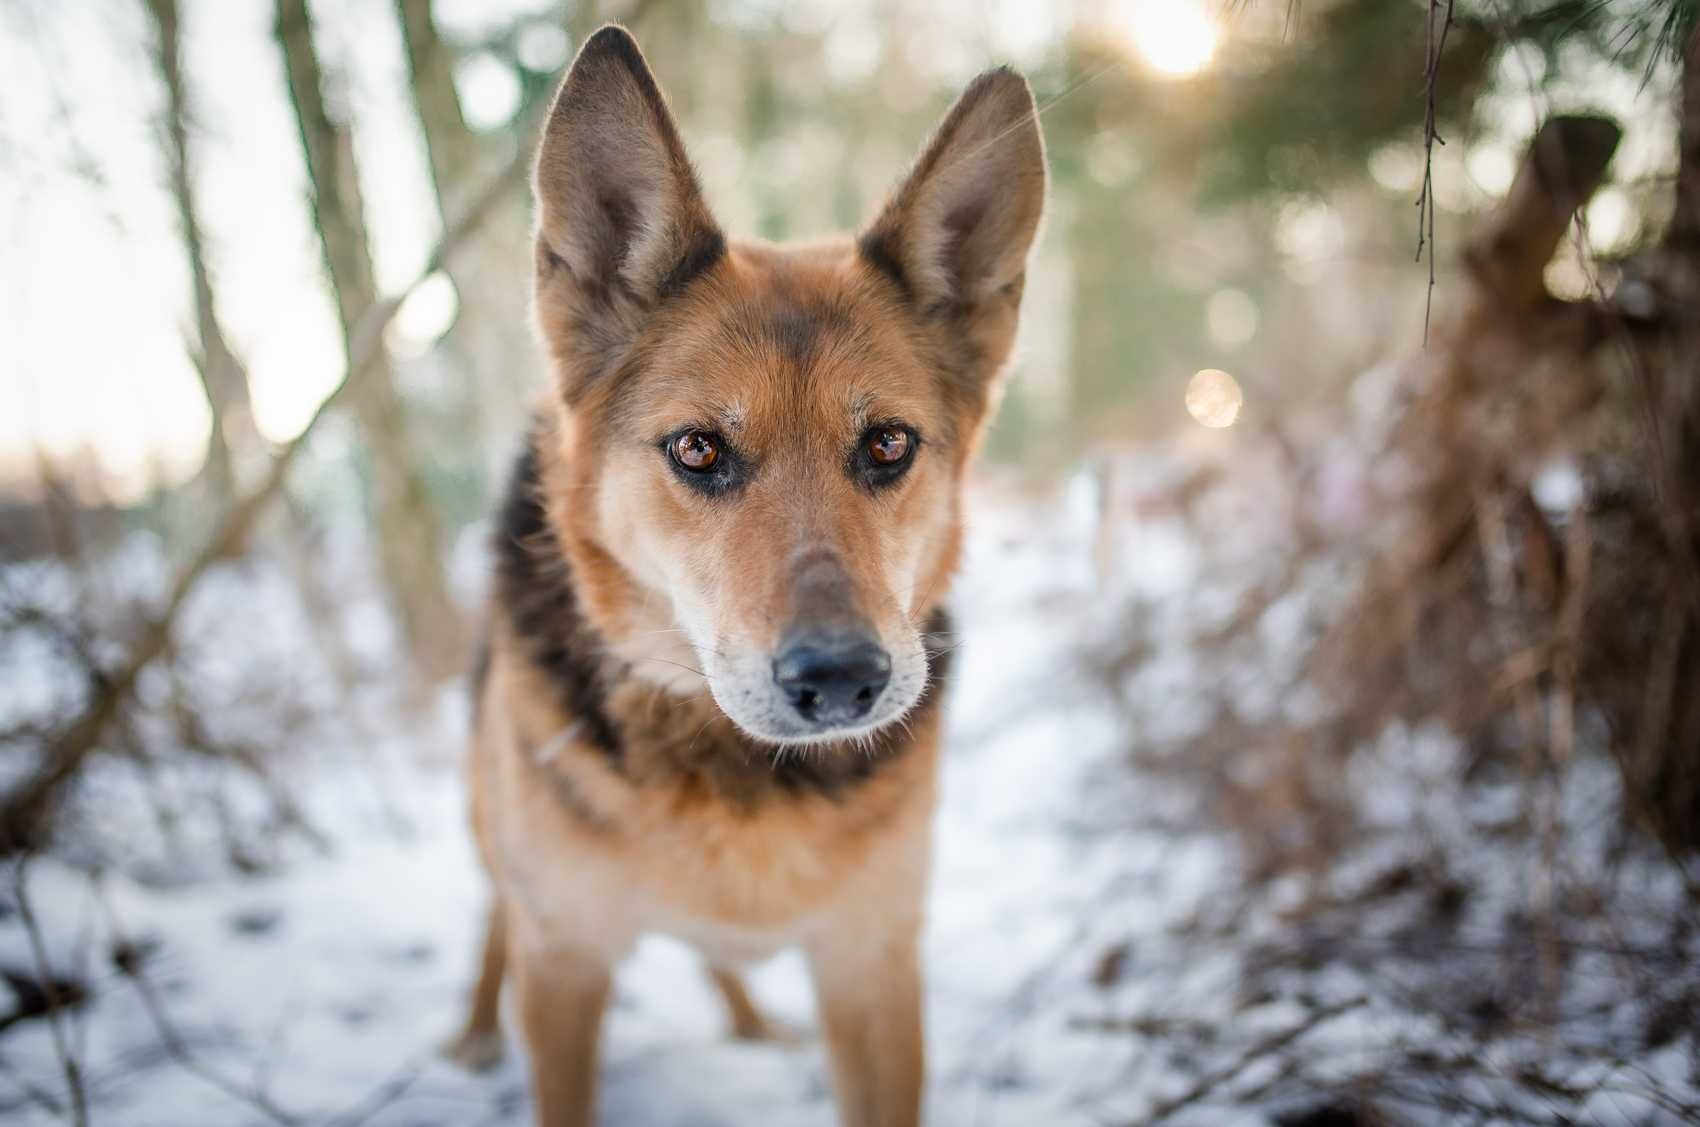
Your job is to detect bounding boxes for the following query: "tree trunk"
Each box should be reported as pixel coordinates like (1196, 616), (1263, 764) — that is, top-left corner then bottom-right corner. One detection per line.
(1671, 25), (1700, 249)
(394, 0), (483, 212)
(143, 0), (256, 503)
(274, 0), (463, 677)
(1601, 24), (1700, 855)
(392, 0), (535, 484)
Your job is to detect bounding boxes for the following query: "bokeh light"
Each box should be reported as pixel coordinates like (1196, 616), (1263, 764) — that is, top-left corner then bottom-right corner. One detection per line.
(1206, 288), (1259, 349)
(1185, 368), (1243, 428)
(455, 52), (522, 131)
(385, 272), (461, 360)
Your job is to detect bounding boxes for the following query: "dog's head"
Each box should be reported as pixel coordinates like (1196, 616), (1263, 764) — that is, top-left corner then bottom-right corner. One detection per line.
(530, 26), (1044, 746)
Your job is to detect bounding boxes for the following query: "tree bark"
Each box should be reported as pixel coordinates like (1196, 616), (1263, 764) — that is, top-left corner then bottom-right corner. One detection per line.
(274, 0), (463, 676)
(392, 0), (537, 481)
(1461, 116), (1621, 308)
(394, 0), (483, 214)
(142, 0), (255, 502)
(1608, 23), (1700, 856)
(1670, 25), (1700, 249)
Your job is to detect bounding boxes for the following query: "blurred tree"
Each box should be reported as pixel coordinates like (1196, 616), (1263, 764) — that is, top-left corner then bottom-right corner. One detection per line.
(1602, 16), (1700, 854)
(1216, 0), (1700, 852)
(274, 0), (463, 675)
(393, 0), (544, 488)
(142, 0), (257, 504)
(395, 0), (483, 204)
(1202, 1), (1697, 204)
(1047, 60), (1211, 452)
(1200, 0), (1495, 204)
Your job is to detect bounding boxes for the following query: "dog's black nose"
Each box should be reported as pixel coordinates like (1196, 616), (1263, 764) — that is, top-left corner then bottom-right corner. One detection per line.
(772, 636), (891, 724)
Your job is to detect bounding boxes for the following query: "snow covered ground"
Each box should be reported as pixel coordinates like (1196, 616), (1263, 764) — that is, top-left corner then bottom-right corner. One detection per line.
(3, 468), (1698, 1125)
(0, 484), (1203, 1126)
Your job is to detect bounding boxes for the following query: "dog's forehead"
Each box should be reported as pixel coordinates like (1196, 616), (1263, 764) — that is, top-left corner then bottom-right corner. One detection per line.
(625, 244), (940, 440)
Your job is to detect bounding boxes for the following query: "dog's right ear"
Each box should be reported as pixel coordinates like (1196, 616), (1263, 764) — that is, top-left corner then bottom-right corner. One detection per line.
(858, 68), (1045, 316)
(533, 26), (722, 310)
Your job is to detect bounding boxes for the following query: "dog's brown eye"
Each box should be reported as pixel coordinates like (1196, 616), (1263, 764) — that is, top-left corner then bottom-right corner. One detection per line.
(867, 427), (911, 466)
(671, 431), (719, 471)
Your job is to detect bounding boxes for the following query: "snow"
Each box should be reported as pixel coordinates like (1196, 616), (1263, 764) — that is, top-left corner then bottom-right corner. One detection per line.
(4, 468), (1699, 1125)
(0, 489), (1161, 1126)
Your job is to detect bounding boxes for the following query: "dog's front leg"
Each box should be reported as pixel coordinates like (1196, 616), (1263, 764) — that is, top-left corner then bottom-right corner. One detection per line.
(807, 924), (925, 1127)
(512, 940), (612, 1127)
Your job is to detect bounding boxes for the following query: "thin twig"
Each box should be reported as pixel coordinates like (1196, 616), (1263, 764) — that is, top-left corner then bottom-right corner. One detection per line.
(1416, 0), (1456, 345)
(93, 876), (302, 1124)
(11, 859), (89, 1127)
(94, 872), (448, 1126)
(0, 1051), (72, 1117)
(1139, 997), (1368, 1123)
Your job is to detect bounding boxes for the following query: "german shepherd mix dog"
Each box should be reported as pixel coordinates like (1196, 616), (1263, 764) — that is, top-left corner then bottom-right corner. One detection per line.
(450, 24), (1044, 1127)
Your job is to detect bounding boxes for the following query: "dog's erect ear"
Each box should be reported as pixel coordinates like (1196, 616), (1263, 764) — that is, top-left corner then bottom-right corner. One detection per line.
(859, 68), (1046, 312)
(534, 26), (722, 303)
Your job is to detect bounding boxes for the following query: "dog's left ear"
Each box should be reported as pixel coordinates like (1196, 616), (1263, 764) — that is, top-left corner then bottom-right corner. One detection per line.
(859, 67), (1046, 314)
(534, 25), (722, 305)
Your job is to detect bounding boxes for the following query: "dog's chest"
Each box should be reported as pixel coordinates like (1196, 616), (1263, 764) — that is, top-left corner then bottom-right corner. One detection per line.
(503, 788), (850, 958)
(500, 745), (929, 961)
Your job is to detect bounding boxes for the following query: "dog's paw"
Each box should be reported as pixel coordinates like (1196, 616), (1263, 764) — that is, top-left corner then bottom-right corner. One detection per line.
(440, 1029), (506, 1072)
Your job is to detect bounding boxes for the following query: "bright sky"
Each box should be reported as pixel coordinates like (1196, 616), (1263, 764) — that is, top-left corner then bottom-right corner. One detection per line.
(1120, 0), (1218, 78)
(0, 0), (1065, 503)
(3, 0), (1672, 499)
(0, 0), (555, 502)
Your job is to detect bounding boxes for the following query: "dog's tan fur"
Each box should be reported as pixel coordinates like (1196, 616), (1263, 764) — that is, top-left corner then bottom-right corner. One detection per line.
(452, 25), (1045, 1126)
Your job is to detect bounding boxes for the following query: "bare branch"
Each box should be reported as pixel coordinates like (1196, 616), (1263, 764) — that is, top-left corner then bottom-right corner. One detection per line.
(1416, 0), (1456, 344)
(94, 877), (302, 1124)
(0, 144), (529, 852)
(1141, 997), (1368, 1123)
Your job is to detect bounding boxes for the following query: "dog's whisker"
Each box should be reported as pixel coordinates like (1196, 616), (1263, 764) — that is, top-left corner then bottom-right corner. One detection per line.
(684, 711), (722, 757)
(631, 655), (708, 679)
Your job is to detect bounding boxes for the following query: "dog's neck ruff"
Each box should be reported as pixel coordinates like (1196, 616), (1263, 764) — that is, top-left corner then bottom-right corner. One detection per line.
(490, 437), (954, 807)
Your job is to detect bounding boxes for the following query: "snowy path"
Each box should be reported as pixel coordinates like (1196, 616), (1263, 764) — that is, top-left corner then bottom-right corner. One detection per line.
(2, 493), (1239, 1126)
(10, 480), (1698, 1125)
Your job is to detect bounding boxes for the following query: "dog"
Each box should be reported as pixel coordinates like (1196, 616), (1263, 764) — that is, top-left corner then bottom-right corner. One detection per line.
(448, 24), (1045, 1127)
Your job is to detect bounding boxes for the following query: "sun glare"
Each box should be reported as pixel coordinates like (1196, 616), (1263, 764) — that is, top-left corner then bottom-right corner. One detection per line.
(1121, 0), (1220, 79)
